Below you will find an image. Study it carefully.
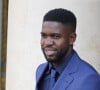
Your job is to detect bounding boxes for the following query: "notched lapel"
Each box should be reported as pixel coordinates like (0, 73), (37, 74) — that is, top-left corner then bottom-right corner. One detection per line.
(53, 74), (74, 90)
(62, 75), (74, 89)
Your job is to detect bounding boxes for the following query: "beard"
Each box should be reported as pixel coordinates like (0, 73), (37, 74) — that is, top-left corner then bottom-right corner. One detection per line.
(41, 46), (69, 64)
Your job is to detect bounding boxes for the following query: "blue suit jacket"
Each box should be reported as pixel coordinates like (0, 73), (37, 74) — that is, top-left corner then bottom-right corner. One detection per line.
(36, 51), (100, 90)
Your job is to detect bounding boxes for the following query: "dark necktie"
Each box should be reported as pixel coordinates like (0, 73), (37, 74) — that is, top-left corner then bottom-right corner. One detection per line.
(49, 68), (56, 90)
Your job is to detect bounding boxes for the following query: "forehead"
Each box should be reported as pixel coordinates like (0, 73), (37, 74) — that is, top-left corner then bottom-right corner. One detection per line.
(42, 21), (66, 34)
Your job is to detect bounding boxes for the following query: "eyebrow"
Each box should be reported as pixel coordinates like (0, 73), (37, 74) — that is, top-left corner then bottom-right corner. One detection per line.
(40, 32), (61, 36)
(41, 32), (61, 35)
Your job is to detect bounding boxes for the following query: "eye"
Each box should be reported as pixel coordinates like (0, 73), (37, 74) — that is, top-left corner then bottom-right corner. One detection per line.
(52, 34), (61, 39)
(54, 35), (60, 39)
(41, 33), (47, 38)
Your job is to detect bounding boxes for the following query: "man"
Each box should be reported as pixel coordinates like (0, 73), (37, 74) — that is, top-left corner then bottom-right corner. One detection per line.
(36, 8), (100, 90)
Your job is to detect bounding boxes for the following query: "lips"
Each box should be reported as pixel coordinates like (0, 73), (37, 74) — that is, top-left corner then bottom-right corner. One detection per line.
(44, 48), (57, 56)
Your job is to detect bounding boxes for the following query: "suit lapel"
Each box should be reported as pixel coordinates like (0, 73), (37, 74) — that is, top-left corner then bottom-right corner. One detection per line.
(53, 73), (74, 90)
(53, 51), (80, 90)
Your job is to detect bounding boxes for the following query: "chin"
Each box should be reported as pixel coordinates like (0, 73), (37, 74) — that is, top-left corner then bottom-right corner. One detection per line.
(46, 57), (57, 63)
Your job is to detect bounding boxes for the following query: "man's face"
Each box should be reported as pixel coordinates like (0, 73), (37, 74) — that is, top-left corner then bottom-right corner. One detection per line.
(41, 21), (75, 64)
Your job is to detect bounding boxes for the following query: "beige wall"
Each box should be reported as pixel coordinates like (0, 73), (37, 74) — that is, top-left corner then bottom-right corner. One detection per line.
(6, 0), (100, 90)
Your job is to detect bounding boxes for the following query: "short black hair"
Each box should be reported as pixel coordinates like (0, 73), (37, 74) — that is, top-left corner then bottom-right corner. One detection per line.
(43, 8), (77, 32)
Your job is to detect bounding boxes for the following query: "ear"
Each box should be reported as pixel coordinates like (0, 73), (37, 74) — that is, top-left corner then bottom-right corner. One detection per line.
(69, 32), (76, 45)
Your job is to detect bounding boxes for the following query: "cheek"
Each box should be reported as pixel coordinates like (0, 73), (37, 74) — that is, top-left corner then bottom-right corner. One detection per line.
(56, 39), (69, 49)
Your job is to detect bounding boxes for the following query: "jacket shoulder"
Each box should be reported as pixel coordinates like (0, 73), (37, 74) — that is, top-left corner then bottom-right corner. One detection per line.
(73, 50), (99, 74)
(36, 62), (48, 80)
(69, 51), (100, 90)
(78, 59), (99, 75)
(36, 63), (47, 74)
